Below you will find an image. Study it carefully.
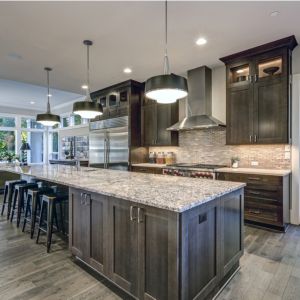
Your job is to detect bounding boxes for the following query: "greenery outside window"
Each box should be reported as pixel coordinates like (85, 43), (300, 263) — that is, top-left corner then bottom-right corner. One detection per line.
(21, 117), (44, 129)
(0, 116), (15, 127)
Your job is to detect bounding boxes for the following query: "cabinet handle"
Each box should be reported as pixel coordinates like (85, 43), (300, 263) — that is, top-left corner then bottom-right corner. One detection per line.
(137, 207), (143, 223)
(254, 135), (257, 143)
(130, 206), (137, 221)
(247, 75), (252, 83)
(249, 135), (252, 143)
(249, 191), (261, 195)
(248, 177), (261, 181)
(85, 194), (91, 205)
(254, 74), (258, 82)
(80, 192), (85, 205)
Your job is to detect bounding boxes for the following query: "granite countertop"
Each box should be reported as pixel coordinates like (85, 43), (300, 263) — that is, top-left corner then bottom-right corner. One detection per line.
(131, 163), (167, 168)
(0, 165), (245, 213)
(216, 167), (291, 176)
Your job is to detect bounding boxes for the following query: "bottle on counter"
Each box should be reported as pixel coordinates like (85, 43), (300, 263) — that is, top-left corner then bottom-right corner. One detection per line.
(149, 152), (157, 164)
(165, 152), (175, 165)
(156, 152), (166, 164)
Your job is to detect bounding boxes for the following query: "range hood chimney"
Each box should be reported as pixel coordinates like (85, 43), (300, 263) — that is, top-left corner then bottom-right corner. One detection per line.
(167, 66), (225, 131)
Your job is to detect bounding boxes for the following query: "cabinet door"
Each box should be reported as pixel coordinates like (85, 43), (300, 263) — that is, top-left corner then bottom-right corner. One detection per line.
(142, 104), (157, 146)
(226, 84), (254, 144)
(253, 77), (288, 143)
(70, 189), (90, 261)
(107, 198), (139, 296)
(89, 193), (107, 274)
(137, 206), (179, 300)
(220, 190), (244, 277)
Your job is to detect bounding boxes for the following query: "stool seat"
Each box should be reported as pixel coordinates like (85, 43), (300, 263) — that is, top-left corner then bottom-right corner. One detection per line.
(36, 193), (68, 252)
(1, 179), (27, 218)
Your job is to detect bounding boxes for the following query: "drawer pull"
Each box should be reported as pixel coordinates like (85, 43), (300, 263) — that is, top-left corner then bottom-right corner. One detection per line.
(249, 191), (261, 195)
(199, 213), (207, 224)
(249, 209), (261, 214)
(248, 177), (261, 181)
(130, 206), (137, 221)
(137, 207), (144, 223)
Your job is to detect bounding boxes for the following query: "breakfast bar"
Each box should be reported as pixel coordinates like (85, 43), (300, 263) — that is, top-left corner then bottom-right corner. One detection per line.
(0, 165), (245, 300)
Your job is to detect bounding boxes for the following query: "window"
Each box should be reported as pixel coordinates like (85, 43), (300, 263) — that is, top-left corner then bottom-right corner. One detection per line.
(0, 116), (16, 127)
(21, 117), (44, 129)
(0, 131), (16, 161)
(21, 131), (44, 164)
(49, 132), (59, 160)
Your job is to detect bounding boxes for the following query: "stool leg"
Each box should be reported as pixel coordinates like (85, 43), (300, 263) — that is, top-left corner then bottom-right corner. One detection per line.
(47, 201), (54, 253)
(59, 202), (65, 235)
(1, 185), (8, 216)
(16, 188), (25, 227)
(30, 194), (38, 239)
(22, 193), (31, 232)
(10, 188), (18, 222)
(36, 201), (45, 244)
(7, 185), (15, 220)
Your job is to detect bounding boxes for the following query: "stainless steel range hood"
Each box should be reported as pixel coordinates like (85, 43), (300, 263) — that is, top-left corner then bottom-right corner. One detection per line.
(167, 66), (225, 131)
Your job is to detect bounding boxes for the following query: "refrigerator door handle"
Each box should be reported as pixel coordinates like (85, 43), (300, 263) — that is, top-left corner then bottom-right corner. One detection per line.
(104, 136), (107, 168)
(107, 134), (110, 169)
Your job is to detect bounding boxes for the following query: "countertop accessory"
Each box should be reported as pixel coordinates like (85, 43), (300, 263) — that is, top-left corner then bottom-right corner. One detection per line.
(263, 66), (279, 76)
(36, 68), (60, 127)
(231, 157), (240, 168)
(73, 40), (103, 119)
(144, 0), (188, 104)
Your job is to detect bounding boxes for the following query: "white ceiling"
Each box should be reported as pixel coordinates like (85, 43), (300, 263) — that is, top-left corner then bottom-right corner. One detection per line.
(0, 1), (300, 110)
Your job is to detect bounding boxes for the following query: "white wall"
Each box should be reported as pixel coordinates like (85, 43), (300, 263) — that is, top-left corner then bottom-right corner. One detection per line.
(212, 66), (226, 124)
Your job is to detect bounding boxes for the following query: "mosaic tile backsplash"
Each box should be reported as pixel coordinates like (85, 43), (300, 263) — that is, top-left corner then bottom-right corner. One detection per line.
(150, 128), (291, 169)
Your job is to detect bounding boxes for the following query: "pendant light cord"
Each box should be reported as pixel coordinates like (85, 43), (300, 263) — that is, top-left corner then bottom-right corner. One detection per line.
(46, 68), (51, 113)
(163, 0), (170, 75)
(86, 43), (90, 98)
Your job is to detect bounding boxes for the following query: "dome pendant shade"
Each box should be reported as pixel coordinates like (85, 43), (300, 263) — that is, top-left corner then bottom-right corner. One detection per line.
(36, 113), (60, 127)
(145, 74), (188, 104)
(73, 40), (103, 119)
(73, 100), (103, 119)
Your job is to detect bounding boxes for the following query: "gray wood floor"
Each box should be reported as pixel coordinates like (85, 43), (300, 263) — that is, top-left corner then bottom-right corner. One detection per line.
(1, 208), (300, 300)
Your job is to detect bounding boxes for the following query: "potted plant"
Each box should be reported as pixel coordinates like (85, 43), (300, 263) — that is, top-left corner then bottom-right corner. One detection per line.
(231, 157), (240, 168)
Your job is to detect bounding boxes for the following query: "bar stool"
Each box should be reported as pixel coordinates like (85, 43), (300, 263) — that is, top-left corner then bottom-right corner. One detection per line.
(22, 186), (54, 238)
(10, 182), (38, 226)
(36, 193), (68, 252)
(1, 180), (27, 219)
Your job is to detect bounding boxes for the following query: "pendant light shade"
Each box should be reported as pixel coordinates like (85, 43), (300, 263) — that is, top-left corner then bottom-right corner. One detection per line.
(73, 40), (103, 119)
(145, 0), (188, 104)
(36, 67), (61, 127)
(145, 74), (188, 104)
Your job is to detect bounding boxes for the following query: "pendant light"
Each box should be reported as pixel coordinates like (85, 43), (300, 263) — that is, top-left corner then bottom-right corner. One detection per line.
(145, 0), (188, 104)
(36, 67), (61, 126)
(73, 40), (103, 119)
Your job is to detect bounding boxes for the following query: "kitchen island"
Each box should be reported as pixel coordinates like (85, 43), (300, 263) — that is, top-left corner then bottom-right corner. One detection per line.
(0, 165), (245, 300)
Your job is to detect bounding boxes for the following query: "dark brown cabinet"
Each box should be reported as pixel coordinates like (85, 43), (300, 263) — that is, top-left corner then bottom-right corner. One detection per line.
(69, 187), (244, 299)
(142, 102), (179, 146)
(216, 171), (290, 231)
(69, 189), (107, 274)
(131, 165), (163, 174)
(220, 36), (297, 145)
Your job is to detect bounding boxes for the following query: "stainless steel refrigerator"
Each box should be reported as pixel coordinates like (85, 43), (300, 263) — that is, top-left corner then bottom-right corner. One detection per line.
(89, 117), (129, 170)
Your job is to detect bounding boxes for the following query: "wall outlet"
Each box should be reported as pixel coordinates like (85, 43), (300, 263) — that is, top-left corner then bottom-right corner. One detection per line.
(251, 161), (259, 166)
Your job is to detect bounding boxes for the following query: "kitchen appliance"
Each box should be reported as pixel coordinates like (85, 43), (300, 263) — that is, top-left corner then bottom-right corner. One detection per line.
(167, 66), (225, 131)
(89, 116), (129, 170)
(162, 163), (227, 179)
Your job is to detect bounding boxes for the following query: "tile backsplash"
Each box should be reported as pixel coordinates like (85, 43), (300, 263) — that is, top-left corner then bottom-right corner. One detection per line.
(149, 128), (291, 169)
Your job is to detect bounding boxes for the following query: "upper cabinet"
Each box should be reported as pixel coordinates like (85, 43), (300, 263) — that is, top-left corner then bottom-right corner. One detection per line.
(142, 100), (179, 146)
(220, 36), (297, 145)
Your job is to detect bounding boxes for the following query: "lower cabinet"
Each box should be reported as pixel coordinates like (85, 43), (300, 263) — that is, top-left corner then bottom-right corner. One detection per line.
(69, 187), (244, 300)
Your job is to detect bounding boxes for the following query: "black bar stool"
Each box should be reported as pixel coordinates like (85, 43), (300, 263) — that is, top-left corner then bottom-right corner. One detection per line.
(22, 186), (54, 238)
(1, 180), (27, 219)
(36, 193), (68, 252)
(10, 182), (38, 226)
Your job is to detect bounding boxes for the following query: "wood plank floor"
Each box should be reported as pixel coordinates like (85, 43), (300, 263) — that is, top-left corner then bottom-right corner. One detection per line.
(1, 206), (300, 300)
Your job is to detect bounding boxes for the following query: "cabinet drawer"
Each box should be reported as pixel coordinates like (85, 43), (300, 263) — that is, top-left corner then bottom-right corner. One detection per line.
(131, 166), (163, 175)
(245, 187), (282, 202)
(245, 201), (282, 225)
(218, 172), (282, 186)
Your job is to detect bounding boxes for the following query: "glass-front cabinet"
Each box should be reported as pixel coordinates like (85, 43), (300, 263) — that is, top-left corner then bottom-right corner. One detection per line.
(60, 135), (89, 160)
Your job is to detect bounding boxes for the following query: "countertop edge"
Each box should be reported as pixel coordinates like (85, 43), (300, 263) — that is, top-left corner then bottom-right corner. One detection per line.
(215, 167), (291, 176)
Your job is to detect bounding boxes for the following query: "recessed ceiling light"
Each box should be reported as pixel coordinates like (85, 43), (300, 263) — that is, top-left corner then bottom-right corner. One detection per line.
(196, 37), (207, 46)
(48, 94), (52, 97)
(30, 101), (35, 104)
(123, 68), (132, 74)
(270, 11), (280, 17)
(81, 84), (88, 89)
